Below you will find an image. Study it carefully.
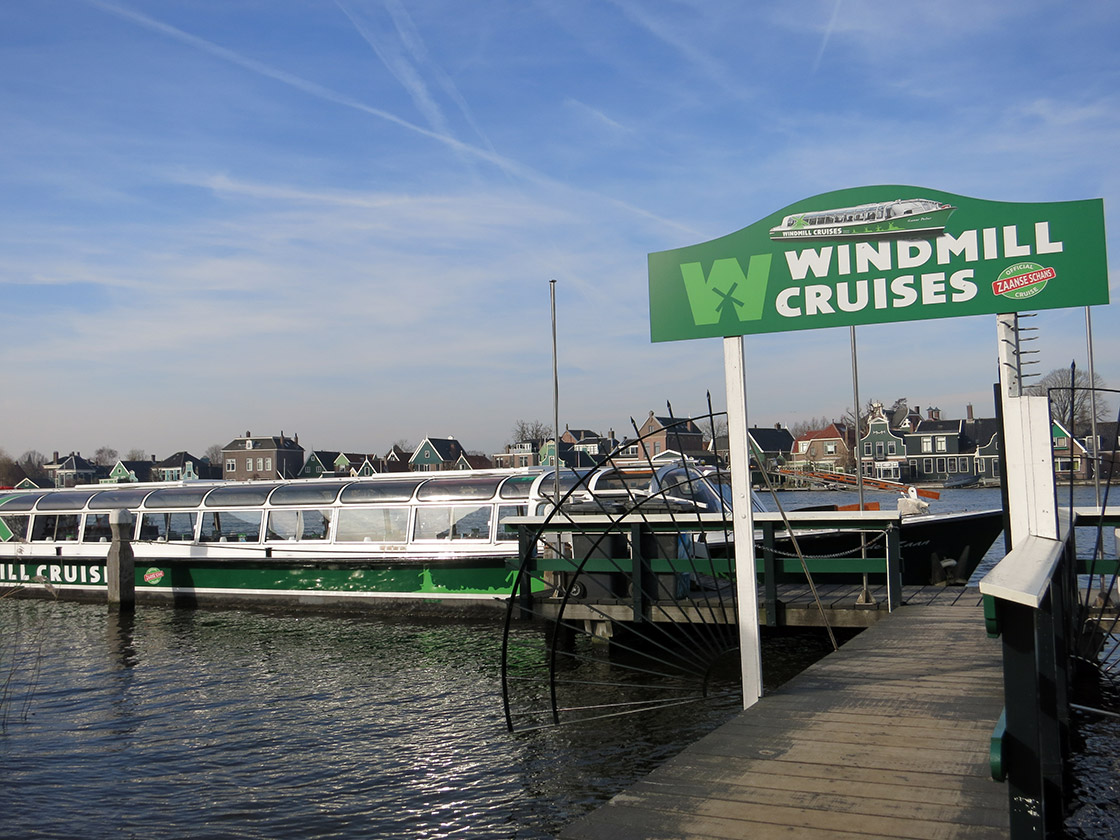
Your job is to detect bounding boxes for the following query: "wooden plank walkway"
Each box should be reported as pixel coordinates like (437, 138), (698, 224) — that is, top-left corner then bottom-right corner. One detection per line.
(560, 604), (1009, 840)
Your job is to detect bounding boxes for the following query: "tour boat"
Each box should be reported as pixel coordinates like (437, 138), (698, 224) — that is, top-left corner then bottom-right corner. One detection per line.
(0, 464), (1002, 610)
(769, 197), (956, 241)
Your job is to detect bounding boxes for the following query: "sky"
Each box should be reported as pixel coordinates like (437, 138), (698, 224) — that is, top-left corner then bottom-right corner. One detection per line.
(2, 1), (1119, 462)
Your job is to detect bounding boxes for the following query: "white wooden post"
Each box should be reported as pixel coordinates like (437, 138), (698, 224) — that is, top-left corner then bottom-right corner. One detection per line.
(996, 314), (1057, 543)
(723, 336), (762, 708)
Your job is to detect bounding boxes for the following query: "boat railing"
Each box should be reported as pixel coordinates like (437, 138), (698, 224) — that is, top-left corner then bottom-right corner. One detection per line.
(506, 510), (904, 624)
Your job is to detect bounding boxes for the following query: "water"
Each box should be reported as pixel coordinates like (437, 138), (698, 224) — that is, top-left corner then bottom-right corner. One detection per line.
(3, 485), (1117, 838)
(0, 599), (836, 840)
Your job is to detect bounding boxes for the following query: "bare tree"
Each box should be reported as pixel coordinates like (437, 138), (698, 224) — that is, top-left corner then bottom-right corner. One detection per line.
(125, 449), (147, 461)
(1027, 368), (1111, 435)
(91, 446), (118, 466)
(0, 449), (25, 486)
(788, 416), (832, 438)
(840, 399), (879, 439)
(17, 451), (48, 484)
(510, 420), (552, 444)
(205, 444), (223, 464)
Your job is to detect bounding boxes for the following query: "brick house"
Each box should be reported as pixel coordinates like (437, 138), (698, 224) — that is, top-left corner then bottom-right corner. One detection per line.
(221, 431), (305, 481)
(789, 423), (855, 473)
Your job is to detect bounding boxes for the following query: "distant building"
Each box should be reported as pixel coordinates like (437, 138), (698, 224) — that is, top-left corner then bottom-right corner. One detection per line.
(45, 452), (99, 487)
(409, 437), (463, 472)
(789, 423), (855, 473)
(155, 451), (221, 482)
(221, 431), (304, 481)
(102, 458), (156, 484)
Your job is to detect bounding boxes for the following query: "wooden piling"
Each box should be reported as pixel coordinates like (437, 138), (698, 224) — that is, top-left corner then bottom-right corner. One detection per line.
(106, 509), (135, 610)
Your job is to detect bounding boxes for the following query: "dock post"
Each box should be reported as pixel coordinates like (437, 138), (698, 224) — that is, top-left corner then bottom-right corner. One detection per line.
(106, 509), (135, 611)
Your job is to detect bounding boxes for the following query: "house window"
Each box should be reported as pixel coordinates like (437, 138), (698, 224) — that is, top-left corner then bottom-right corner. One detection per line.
(936, 458), (946, 473)
(888, 442), (896, 456)
(825, 442), (837, 455)
(923, 458), (932, 474)
(245, 458), (252, 471)
(226, 459), (236, 473)
(935, 437), (947, 453)
(653, 442), (661, 455)
(875, 442), (884, 459)
(256, 458), (264, 471)
(265, 458), (272, 473)
(921, 438), (932, 454)
(864, 443), (872, 456)
(1055, 436), (1068, 449)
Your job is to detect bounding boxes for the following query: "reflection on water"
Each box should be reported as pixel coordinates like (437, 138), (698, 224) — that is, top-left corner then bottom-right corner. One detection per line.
(0, 600), (835, 839)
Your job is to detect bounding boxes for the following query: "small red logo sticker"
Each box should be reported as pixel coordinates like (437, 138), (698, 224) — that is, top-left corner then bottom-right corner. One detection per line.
(143, 568), (165, 584)
(992, 262), (1055, 299)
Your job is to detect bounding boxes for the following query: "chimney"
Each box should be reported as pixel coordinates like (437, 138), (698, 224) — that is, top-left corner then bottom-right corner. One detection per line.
(966, 403), (974, 420)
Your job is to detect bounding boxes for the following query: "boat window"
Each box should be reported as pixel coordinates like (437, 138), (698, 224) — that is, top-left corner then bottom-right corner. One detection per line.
(340, 480), (421, 504)
(413, 505), (492, 541)
(199, 511), (262, 543)
(417, 477), (502, 501)
(656, 468), (724, 511)
(89, 488), (153, 510)
(139, 512), (197, 542)
(335, 508), (408, 542)
(1, 514), (29, 541)
(498, 475), (535, 500)
(537, 472), (589, 499)
(203, 486), (276, 507)
(496, 505), (526, 541)
(82, 513), (113, 542)
(269, 484), (341, 506)
(37, 491), (98, 511)
(144, 487), (211, 509)
(589, 470), (651, 494)
(266, 509), (332, 541)
(30, 514), (81, 541)
(0, 493), (47, 511)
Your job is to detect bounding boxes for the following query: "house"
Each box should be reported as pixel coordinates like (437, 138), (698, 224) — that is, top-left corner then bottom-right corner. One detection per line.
(455, 453), (494, 470)
(895, 404), (1002, 484)
(45, 452), (100, 487)
(1083, 421), (1120, 481)
(409, 437), (463, 472)
(963, 415), (1002, 485)
(155, 451), (220, 482)
(493, 440), (542, 469)
(1051, 420), (1092, 481)
(299, 450), (377, 478)
(102, 458), (156, 484)
(708, 425), (795, 478)
(382, 444), (413, 473)
(858, 404), (909, 482)
(631, 412), (707, 461)
(221, 431), (305, 481)
(789, 423), (855, 473)
(904, 409), (971, 484)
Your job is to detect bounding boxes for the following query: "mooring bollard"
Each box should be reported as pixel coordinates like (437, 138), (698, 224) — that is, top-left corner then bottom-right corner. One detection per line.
(106, 509), (135, 610)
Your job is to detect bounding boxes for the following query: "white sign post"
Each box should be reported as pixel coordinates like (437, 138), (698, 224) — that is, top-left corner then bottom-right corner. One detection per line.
(723, 335), (763, 708)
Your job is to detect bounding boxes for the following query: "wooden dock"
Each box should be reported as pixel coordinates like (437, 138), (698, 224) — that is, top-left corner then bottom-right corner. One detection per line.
(560, 603), (1009, 839)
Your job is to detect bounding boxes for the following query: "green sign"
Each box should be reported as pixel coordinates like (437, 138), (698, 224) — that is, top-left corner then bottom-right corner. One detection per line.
(648, 186), (1108, 342)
